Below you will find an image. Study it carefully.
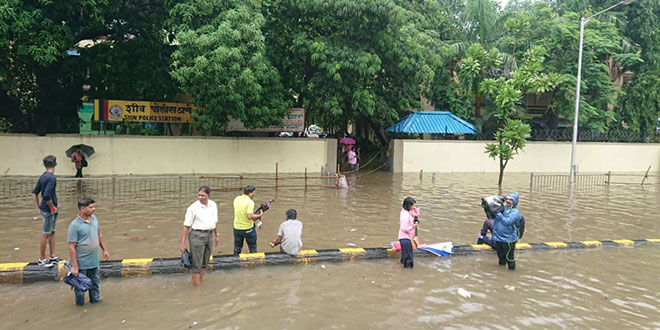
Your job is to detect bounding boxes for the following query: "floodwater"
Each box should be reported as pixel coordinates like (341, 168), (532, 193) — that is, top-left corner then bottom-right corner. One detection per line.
(1, 172), (659, 329)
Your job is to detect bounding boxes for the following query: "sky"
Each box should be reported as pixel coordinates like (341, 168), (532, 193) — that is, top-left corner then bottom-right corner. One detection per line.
(497, 0), (510, 9)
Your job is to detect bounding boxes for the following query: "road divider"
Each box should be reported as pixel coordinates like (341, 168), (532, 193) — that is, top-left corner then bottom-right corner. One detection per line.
(1, 238), (658, 284)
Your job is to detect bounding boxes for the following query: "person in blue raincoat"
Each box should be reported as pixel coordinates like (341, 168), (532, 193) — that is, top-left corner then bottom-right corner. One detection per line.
(492, 192), (522, 270)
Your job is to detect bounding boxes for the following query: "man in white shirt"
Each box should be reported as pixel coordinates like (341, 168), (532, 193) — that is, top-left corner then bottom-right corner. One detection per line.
(180, 186), (218, 286)
(269, 209), (303, 255)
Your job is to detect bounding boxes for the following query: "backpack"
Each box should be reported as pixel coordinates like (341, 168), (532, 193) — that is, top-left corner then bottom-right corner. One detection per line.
(81, 156), (88, 168)
(516, 216), (526, 239)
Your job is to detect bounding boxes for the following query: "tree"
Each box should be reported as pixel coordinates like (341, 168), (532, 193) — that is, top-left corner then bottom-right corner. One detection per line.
(0, 0), (176, 134)
(482, 46), (557, 186)
(261, 0), (447, 142)
(458, 44), (502, 119)
(169, 0), (290, 135)
(527, 4), (641, 131)
(617, 0), (660, 135)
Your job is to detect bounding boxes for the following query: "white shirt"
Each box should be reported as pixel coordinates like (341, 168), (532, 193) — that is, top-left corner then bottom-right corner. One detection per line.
(183, 200), (218, 230)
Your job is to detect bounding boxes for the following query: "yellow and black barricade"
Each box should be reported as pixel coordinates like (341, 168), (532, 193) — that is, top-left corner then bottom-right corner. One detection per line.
(1, 239), (658, 284)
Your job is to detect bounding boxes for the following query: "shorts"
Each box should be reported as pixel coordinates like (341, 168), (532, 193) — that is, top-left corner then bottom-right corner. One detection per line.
(189, 229), (214, 274)
(41, 211), (58, 234)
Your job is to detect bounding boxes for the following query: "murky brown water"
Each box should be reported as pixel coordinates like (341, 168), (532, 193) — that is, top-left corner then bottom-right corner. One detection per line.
(1, 172), (659, 328)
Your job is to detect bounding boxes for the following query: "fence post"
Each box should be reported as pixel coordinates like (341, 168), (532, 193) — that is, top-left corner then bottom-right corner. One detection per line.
(641, 166), (651, 186)
(304, 167), (308, 188)
(179, 175), (182, 200)
(530, 172), (534, 190)
(607, 171), (611, 186)
(112, 173), (116, 200)
(275, 162), (279, 189)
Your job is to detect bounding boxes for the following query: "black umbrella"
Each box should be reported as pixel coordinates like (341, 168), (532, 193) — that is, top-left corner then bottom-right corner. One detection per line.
(65, 144), (95, 158)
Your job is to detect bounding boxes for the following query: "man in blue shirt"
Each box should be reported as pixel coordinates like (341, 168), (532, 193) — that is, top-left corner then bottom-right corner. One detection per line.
(68, 198), (110, 306)
(31, 155), (60, 268)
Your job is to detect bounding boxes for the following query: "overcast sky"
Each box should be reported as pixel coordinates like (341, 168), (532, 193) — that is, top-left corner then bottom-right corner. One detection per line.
(497, 0), (510, 9)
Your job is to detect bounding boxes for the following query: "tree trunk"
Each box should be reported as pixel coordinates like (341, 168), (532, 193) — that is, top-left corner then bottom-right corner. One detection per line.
(474, 94), (482, 118)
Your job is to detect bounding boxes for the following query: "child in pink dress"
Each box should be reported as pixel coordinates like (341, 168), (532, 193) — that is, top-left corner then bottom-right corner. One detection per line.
(398, 197), (418, 268)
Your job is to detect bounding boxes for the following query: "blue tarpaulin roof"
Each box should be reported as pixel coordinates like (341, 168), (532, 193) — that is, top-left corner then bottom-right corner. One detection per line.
(385, 111), (478, 134)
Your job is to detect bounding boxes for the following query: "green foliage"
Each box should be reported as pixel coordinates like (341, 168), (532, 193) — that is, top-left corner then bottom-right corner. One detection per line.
(1, 0), (658, 140)
(262, 0), (449, 134)
(480, 48), (548, 186)
(169, 0), (290, 135)
(617, 0), (660, 135)
(485, 119), (531, 162)
(0, 0), (176, 134)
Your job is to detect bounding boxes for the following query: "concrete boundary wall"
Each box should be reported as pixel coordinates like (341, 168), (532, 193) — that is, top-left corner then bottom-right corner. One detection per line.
(391, 139), (660, 173)
(0, 134), (337, 176)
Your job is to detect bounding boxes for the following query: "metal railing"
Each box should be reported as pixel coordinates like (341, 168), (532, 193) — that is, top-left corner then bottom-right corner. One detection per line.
(0, 170), (341, 201)
(0, 175), (243, 201)
(530, 129), (658, 143)
(530, 172), (611, 192)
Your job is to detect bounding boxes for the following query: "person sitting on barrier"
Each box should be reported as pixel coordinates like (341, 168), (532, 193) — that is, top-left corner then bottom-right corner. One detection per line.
(233, 185), (264, 255)
(398, 197), (418, 269)
(180, 186), (218, 287)
(269, 209), (303, 255)
(67, 198), (110, 305)
(492, 192), (522, 270)
(478, 195), (504, 248)
(476, 217), (495, 248)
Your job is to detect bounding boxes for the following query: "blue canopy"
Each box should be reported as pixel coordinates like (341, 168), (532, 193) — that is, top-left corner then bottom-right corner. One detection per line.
(385, 111), (477, 134)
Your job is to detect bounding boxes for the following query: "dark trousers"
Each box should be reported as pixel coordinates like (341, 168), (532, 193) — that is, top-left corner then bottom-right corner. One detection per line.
(495, 241), (517, 270)
(75, 168), (83, 178)
(233, 226), (257, 255)
(74, 267), (100, 306)
(399, 238), (414, 269)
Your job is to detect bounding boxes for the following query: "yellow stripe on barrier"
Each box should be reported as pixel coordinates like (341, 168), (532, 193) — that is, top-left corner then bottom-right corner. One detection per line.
(239, 253), (266, 267)
(297, 250), (318, 256)
(121, 258), (153, 277)
(612, 239), (634, 247)
(471, 244), (493, 251)
(0, 262), (28, 272)
(57, 262), (68, 281)
(516, 243), (532, 250)
(239, 253), (265, 261)
(339, 248), (366, 254)
(581, 241), (603, 247)
(0, 262), (28, 284)
(545, 242), (568, 248)
(122, 258), (153, 265)
(295, 250), (318, 264)
(646, 238), (660, 243)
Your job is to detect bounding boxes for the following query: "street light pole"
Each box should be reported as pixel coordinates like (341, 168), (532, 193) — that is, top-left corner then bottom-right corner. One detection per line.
(569, 0), (635, 185)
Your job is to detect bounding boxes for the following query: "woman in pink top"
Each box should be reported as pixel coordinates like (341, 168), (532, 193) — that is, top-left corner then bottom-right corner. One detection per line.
(399, 197), (418, 268)
(347, 146), (357, 171)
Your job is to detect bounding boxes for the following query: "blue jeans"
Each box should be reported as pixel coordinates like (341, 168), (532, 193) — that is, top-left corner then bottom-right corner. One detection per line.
(74, 267), (101, 306)
(233, 226), (257, 255)
(41, 211), (58, 234)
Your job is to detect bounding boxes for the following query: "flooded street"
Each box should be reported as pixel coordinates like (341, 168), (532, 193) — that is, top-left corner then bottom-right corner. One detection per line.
(1, 172), (659, 328)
